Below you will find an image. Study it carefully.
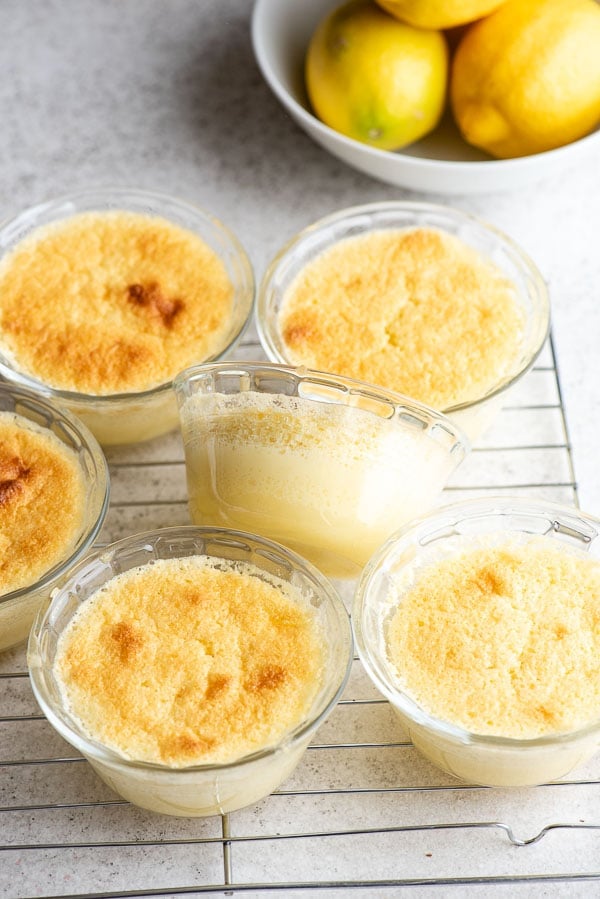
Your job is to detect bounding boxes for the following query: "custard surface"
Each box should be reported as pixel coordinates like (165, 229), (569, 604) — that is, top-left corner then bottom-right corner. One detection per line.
(0, 412), (86, 596)
(279, 227), (524, 410)
(0, 211), (234, 394)
(386, 540), (600, 738)
(55, 556), (326, 766)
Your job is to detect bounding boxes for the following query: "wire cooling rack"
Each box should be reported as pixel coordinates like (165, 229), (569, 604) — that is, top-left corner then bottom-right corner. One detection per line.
(2, 332), (599, 899)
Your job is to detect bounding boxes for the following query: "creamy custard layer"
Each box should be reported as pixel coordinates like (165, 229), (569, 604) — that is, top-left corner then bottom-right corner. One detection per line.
(180, 392), (458, 578)
(386, 540), (600, 739)
(279, 227), (524, 410)
(55, 556), (326, 767)
(0, 211), (234, 394)
(0, 412), (86, 596)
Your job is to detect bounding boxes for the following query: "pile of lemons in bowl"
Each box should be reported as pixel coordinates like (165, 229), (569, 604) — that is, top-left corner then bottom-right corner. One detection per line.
(305, 0), (600, 159)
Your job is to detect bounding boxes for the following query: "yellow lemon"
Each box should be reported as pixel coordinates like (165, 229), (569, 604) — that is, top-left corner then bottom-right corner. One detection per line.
(450, 0), (600, 158)
(374, 0), (507, 30)
(305, 0), (448, 151)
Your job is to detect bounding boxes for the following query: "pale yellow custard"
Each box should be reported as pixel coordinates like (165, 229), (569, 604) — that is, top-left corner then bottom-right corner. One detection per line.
(0, 211), (234, 395)
(387, 540), (600, 739)
(179, 391), (461, 578)
(278, 227), (524, 411)
(54, 556), (326, 767)
(0, 411), (86, 597)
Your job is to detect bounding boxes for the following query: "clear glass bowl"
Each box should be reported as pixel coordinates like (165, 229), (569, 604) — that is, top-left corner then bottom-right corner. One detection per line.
(28, 526), (353, 817)
(174, 362), (469, 580)
(0, 188), (255, 445)
(0, 384), (109, 653)
(353, 496), (600, 787)
(257, 201), (550, 443)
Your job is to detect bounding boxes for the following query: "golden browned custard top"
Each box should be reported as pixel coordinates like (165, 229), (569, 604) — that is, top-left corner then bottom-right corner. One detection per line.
(279, 227), (524, 410)
(386, 541), (600, 738)
(55, 557), (326, 766)
(0, 412), (86, 596)
(0, 211), (234, 394)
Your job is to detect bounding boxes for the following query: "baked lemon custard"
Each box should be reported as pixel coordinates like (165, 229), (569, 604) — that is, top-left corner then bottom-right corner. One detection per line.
(0, 211), (234, 394)
(0, 411), (86, 596)
(386, 540), (600, 739)
(278, 227), (524, 411)
(54, 556), (326, 766)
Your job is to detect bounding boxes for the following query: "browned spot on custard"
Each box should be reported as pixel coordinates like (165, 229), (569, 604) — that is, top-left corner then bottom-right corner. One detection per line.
(205, 674), (231, 701)
(0, 455), (31, 505)
(127, 282), (184, 328)
(283, 319), (319, 347)
(245, 664), (287, 693)
(537, 705), (556, 724)
(342, 274), (365, 292)
(179, 586), (208, 607)
(164, 733), (217, 758)
(110, 621), (144, 663)
(471, 566), (506, 596)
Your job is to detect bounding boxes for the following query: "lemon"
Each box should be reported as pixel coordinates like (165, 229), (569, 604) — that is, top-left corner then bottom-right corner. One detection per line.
(374, 0), (507, 30)
(450, 0), (600, 158)
(305, 0), (448, 151)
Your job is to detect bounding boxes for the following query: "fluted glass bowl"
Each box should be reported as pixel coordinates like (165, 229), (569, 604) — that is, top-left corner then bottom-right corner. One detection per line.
(175, 362), (468, 579)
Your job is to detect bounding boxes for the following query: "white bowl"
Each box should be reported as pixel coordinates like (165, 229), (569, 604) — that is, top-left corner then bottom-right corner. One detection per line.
(251, 0), (600, 195)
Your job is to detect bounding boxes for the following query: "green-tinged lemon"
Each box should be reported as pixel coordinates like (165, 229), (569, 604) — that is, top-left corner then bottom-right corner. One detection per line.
(306, 0), (448, 151)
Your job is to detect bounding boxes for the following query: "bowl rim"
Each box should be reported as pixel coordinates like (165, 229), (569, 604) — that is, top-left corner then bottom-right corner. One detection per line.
(0, 186), (255, 406)
(173, 358), (471, 459)
(0, 382), (110, 608)
(28, 524), (354, 774)
(256, 199), (551, 415)
(353, 494), (600, 750)
(251, 0), (600, 175)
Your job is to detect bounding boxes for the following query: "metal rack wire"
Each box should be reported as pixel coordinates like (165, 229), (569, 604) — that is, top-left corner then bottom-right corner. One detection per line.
(2, 332), (599, 899)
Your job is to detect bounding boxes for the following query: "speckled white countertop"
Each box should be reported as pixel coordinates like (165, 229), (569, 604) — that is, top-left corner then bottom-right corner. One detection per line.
(1, 2), (599, 897)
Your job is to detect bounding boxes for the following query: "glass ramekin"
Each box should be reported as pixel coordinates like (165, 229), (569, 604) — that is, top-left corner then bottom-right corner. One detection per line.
(174, 362), (469, 580)
(0, 188), (255, 445)
(28, 526), (352, 817)
(353, 496), (600, 787)
(257, 201), (550, 444)
(0, 384), (109, 653)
